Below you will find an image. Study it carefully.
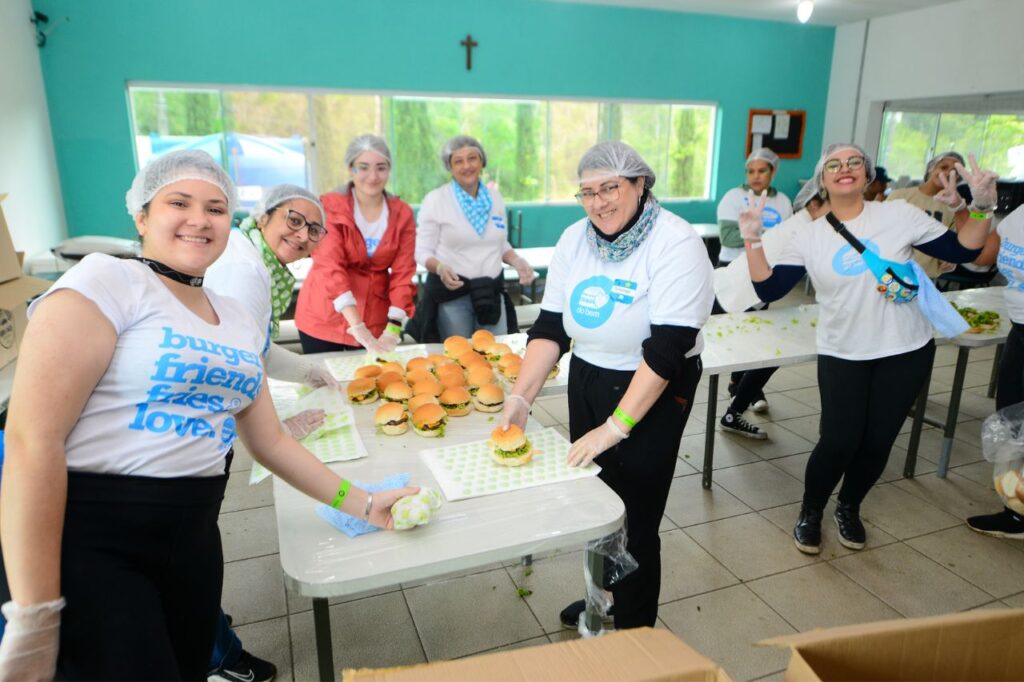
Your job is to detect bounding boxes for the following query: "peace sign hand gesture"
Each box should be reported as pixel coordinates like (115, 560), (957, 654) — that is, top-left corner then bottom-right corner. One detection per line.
(934, 169), (966, 211)
(955, 154), (999, 212)
(739, 189), (768, 242)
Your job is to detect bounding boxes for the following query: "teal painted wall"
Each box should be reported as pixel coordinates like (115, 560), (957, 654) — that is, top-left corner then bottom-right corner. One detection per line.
(33, 0), (834, 245)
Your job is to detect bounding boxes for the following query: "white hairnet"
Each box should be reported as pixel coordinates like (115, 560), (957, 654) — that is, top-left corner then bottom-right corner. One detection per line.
(576, 140), (656, 190)
(925, 151), (965, 179)
(814, 142), (877, 189)
(793, 179), (822, 211)
(125, 149), (236, 216)
(254, 184), (325, 224)
(345, 134), (392, 168)
(746, 147), (780, 169)
(441, 135), (487, 172)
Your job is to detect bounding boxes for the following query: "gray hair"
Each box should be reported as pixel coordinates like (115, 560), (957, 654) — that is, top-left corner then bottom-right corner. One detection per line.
(441, 135), (487, 172)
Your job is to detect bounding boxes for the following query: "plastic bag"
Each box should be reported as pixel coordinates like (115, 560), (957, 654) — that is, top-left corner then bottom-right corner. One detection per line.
(580, 524), (638, 638)
(981, 403), (1024, 514)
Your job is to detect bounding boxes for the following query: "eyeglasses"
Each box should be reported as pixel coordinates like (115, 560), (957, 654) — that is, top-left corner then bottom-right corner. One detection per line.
(285, 209), (327, 242)
(823, 156), (866, 174)
(352, 162), (390, 176)
(575, 183), (621, 205)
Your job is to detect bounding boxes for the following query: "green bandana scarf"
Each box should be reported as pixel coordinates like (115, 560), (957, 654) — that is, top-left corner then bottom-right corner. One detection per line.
(240, 219), (295, 339)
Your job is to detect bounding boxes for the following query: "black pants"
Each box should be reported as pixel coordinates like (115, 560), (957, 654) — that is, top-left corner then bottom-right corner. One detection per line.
(997, 323), (1024, 411)
(568, 354), (701, 629)
(710, 298), (779, 413)
(298, 330), (360, 355)
(55, 471), (228, 680)
(804, 340), (935, 510)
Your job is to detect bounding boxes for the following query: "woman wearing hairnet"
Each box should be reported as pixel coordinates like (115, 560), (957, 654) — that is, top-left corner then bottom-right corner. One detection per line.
(0, 150), (418, 680)
(409, 135), (535, 340)
(295, 134), (417, 355)
(745, 143), (997, 555)
(500, 141), (714, 630)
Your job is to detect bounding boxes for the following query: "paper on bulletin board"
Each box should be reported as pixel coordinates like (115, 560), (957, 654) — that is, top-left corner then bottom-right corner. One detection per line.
(751, 114), (772, 134)
(752, 134), (764, 150)
(774, 113), (791, 139)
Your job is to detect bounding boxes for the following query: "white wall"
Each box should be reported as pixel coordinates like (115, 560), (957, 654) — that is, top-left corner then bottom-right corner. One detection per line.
(0, 0), (67, 260)
(823, 0), (1024, 157)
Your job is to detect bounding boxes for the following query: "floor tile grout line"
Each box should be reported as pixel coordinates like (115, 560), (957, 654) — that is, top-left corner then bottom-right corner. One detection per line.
(398, 587), (429, 664)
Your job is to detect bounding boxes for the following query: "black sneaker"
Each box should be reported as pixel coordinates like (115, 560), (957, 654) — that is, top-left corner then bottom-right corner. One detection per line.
(208, 650), (277, 682)
(966, 508), (1024, 539)
(720, 409), (767, 440)
(559, 600), (615, 630)
(794, 505), (823, 555)
(834, 500), (866, 550)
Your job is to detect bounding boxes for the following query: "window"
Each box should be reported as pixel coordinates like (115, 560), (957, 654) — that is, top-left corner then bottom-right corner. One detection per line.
(129, 86), (718, 207)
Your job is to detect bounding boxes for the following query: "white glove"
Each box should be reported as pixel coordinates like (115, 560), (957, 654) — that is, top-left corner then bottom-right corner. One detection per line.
(499, 394), (531, 432)
(377, 324), (402, 352)
(265, 344), (340, 388)
(510, 256), (537, 286)
(0, 598), (65, 682)
(348, 322), (387, 355)
(956, 154), (999, 211)
(739, 190), (767, 242)
(567, 419), (627, 467)
(282, 408), (326, 439)
(436, 263), (464, 291)
(934, 169), (967, 211)
(306, 363), (340, 391)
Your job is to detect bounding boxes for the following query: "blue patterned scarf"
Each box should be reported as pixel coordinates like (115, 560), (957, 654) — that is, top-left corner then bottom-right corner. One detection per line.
(585, 195), (661, 263)
(452, 180), (493, 237)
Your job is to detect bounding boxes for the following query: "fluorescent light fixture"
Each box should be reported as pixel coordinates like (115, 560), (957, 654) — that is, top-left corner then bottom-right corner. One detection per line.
(797, 0), (814, 23)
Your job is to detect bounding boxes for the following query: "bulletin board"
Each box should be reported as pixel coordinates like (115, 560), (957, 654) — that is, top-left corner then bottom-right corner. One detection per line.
(746, 109), (805, 159)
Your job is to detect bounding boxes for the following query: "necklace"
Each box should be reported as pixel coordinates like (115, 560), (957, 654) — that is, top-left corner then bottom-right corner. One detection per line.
(134, 257), (204, 287)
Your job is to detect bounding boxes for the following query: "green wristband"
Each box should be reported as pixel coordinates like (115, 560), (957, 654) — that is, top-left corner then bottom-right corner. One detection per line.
(613, 406), (637, 430)
(386, 323), (402, 335)
(331, 479), (352, 509)
(969, 211), (992, 221)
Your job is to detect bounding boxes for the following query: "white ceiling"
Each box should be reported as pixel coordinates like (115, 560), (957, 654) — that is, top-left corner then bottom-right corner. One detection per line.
(549, 0), (964, 26)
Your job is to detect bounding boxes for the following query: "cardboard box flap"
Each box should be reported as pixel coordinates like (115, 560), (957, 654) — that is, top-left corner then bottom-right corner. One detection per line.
(0, 276), (52, 302)
(0, 194), (25, 284)
(344, 628), (732, 681)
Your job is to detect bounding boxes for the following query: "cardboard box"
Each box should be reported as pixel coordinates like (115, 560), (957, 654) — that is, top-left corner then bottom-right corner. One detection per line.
(759, 608), (1024, 681)
(0, 195), (52, 369)
(0, 195), (23, 284)
(343, 628), (732, 682)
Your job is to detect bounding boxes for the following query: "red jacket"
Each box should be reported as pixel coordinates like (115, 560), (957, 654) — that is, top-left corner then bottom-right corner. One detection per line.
(295, 189), (417, 346)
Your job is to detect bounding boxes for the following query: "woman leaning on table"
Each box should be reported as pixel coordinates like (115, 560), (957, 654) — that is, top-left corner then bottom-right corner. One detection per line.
(500, 141), (714, 630)
(409, 135), (536, 341)
(744, 143), (997, 556)
(0, 150), (417, 681)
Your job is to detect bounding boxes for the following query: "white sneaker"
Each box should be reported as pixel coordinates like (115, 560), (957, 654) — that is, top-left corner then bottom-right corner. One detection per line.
(750, 398), (769, 413)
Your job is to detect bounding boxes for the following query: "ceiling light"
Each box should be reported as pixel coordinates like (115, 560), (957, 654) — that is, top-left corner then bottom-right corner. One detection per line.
(797, 0), (814, 23)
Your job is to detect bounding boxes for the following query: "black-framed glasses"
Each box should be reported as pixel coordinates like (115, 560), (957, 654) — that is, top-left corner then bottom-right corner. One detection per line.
(285, 209), (327, 242)
(823, 156), (866, 174)
(575, 183), (621, 205)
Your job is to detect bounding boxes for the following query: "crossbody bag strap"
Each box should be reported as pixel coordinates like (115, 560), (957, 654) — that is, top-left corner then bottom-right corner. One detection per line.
(825, 212), (867, 254)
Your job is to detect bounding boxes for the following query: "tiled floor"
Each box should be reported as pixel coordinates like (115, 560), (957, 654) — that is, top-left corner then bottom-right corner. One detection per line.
(220, 289), (1019, 681)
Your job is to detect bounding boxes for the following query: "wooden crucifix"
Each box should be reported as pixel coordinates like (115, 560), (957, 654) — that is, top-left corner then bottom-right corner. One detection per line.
(460, 33), (478, 70)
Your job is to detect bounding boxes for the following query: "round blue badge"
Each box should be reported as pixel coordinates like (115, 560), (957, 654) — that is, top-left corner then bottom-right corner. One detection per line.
(762, 206), (783, 229)
(569, 276), (616, 329)
(831, 240), (880, 277)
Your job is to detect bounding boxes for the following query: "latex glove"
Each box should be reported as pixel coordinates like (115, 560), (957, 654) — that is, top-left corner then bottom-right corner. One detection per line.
(567, 419), (626, 468)
(500, 394), (531, 432)
(349, 322), (387, 355)
(739, 189), (767, 242)
(377, 328), (401, 353)
(956, 154), (999, 211)
(436, 263), (464, 291)
(0, 598), (65, 682)
(282, 409), (326, 440)
(934, 169), (967, 211)
(367, 486), (421, 530)
(306, 363), (340, 391)
(510, 257), (537, 286)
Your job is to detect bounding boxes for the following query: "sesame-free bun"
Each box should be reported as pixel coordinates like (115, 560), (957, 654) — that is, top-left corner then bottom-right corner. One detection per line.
(405, 368), (434, 386)
(458, 349), (488, 369)
(485, 343), (513, 363)
(444, 336), (470, 357)
(490, 424), (532, 466)
(497, 353), (523, 371)
(471, 329), (496, 352)
(355, 365), (382, 379)
(427, 353), (452, 367)
(383, 381), (413, 404)
(376, 371), (404, 393)
(437, 363), (465, 378)
(467, 365), (495, 387)
(347, 377), (379, 404)
(412, 403), (448, 437)
(412, 379), (444, 397)
(501, 359), (522, 380)
(473, 383), (505, 413)
(406, 357), (433, 373)
(440, 387), (472, 416)
(439, 372), (466, 389)
(379, 361), (405, 377)
(408, 393), (440, 413)
(374, 402), (408, 435)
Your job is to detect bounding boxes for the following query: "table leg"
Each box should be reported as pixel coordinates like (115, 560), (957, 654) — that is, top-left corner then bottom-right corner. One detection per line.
(903, 364), (932, 479)
(702, 375), (719, 490)
(583, 547), (605, 635)
(938, 347), (971, 479)
(521, 555), (533, 567)
(988, 343), (1003, 399)
(314, 597), (335, 682)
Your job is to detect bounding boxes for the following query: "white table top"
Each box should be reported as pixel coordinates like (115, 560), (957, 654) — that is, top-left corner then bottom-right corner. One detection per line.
(942, 286), (1009, 349)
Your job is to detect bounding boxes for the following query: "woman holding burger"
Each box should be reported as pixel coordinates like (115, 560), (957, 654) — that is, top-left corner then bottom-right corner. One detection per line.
(501, 141), (714, 630)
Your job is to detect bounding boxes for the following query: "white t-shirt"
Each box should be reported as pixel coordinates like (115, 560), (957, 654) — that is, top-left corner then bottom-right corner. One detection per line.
(541, 209), (714, 371)
(28, 254), (266, 478)
(775, 200), (948, 360)
(205, 229), (272, 351)
(415, 183), (511, 279)
(354, 196), (390, 257)
(716, 187), (793, 263)
(997, 204), (1024, 323)
(714, 209), (811, 313)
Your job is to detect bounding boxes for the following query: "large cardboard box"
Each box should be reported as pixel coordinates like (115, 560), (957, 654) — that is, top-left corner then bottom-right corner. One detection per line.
(343, 628), (732, 682)
(760, 608), (1024, 681)
(0, 195), (52, 369)
(0, 195), (24, 284)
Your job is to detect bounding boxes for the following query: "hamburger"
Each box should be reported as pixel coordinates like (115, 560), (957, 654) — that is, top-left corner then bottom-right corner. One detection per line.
(466, 365), (496, 395)
(497, 353), (523, 372)
(347, 377), (379, 405)
(405, 368), (435, 386)
(437, 363), (465, 378)
(408, 393), (440, 413)
(376, 371), (403, 393)
(439, 387), (472, 417)
(412, 379), (444, 398)
(412, 403), (448, 438)
(406, 357), (433, 374)
(443, 336), (471, 358)
(547, 363), (561, 380)
(473, 383), (505, 413)
(471, 329), (496, 354)
(354, 365), (382, 379)
(427, 353), (452, 368)
(485, 342), (513, 363)
(374, 402), (408, 435)
(383, 381), (413, 406)
(502, 359), (522, 381)
(458, 349), (488, 369)
(439, 371), (466, 389)
(490, 425), (533, 467)
(379, 361), (405, 377)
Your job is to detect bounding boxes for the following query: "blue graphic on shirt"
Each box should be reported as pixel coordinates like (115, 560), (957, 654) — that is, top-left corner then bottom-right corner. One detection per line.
(742, 196), (783, 229)
(365, 237), (380, 257)
(128, 326), (263, 452)
(999, 237), (1024, 290)
(832, 240), (881, 277)
(570, 276), (617, 329)
(491, 215), (506, 230)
